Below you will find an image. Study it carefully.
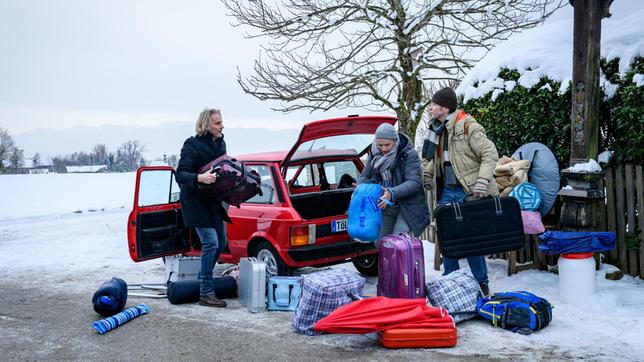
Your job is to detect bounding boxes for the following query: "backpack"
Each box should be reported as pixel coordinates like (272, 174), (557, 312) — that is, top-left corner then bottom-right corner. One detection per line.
(476, 291), (553, 334)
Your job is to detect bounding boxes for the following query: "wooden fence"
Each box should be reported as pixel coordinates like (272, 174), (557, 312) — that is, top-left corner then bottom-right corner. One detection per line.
(604, 164), (644, 279)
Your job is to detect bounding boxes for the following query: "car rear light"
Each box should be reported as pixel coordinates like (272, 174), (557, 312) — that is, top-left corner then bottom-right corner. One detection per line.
(290, 224), (316, 246)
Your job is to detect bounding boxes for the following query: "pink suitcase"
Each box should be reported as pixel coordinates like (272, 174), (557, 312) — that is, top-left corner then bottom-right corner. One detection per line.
(377, 234), (426, 299)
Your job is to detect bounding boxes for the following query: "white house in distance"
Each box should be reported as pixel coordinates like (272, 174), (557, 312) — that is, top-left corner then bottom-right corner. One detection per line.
(65, 165), (109, 173)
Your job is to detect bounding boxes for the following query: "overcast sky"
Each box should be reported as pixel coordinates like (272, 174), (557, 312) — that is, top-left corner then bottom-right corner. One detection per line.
(0, 0), (639, 136)
(0, 0), (365, 134)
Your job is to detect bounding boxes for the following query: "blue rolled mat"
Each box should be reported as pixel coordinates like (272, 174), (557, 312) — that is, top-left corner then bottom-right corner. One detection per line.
(91, 303), (149, 335)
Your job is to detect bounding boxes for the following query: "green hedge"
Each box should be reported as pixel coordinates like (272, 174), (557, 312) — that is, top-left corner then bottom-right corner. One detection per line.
(461, 57), (643, 168)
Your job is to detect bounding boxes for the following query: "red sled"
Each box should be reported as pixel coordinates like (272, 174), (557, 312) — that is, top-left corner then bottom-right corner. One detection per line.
(197, 155), (262, 207)
(379, 327), (457, 349)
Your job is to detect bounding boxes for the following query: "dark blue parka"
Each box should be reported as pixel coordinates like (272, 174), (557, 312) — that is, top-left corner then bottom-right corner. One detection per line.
(176, 132), (230, 227)
(357, 133), (430, 236)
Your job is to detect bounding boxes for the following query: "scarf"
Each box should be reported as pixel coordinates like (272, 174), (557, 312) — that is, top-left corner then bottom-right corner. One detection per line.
(421, 118), (446, 161)
(370, 137), (399, 187)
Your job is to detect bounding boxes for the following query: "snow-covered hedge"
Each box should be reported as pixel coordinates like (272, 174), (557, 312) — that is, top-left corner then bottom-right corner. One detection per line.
(460, 57), (643, 166)
(456, 10), (644, 166)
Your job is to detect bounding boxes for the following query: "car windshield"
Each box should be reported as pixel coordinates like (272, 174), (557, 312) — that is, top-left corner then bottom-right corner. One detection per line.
(291, 134), (373, 161)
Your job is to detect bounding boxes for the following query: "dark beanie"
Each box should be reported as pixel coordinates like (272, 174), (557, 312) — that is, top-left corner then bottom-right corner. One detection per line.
(431, 87), (458, 113)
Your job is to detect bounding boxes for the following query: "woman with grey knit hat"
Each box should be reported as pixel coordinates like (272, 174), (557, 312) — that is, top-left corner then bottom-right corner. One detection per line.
(357, 123), (430, 247)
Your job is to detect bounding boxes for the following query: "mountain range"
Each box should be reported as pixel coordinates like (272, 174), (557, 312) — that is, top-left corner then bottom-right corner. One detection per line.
(13, 122), (301, 161)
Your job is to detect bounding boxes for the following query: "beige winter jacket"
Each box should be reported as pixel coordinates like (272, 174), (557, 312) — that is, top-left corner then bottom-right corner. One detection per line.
(423, 110), (499, 197)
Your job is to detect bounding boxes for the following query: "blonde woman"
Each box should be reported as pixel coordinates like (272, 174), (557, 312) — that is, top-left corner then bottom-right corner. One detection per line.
(176, 108), (229, 308)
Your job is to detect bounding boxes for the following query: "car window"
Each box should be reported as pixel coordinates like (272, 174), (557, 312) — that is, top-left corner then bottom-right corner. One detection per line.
(322, 161), (359, 184)
(289, 164), (318, 188)
(138, 169), (180, 207)
(245, 165), (276, 204)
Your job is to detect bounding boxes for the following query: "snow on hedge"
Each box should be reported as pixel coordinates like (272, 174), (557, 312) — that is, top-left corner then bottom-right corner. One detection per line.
(457, 9), (644, 103)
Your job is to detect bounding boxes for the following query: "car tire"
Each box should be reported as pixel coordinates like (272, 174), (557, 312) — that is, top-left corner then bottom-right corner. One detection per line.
(253, 241), (290, 276)
(352, 255), (378, 276)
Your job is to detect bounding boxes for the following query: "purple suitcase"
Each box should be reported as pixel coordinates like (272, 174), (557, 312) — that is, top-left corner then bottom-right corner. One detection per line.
(197, 155), (262, 207)
(377, 234), (426, 299)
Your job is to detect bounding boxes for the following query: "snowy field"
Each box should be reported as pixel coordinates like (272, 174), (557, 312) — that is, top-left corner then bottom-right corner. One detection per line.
(1, 173), (644, 361)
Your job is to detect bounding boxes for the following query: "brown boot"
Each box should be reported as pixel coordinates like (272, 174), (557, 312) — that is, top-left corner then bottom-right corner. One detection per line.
(198, 294), (227, 308)
(479, 283), (490, 297)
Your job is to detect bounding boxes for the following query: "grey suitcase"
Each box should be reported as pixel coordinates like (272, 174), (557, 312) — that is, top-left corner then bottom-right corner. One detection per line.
(238, 257), (267, 313)
(165, 255), (200, 283)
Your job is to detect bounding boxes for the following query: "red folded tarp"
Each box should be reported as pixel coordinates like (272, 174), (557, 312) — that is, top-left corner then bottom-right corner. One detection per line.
(313, 297), (454, 334)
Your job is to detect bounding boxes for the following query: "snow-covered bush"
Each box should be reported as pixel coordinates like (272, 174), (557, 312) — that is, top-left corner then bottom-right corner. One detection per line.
(455, 10), (644, 166)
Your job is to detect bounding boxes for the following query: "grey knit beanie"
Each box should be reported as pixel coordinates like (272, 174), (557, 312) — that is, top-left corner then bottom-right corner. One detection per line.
(431, 87), (458, 113)
(374, 123), (398, 140)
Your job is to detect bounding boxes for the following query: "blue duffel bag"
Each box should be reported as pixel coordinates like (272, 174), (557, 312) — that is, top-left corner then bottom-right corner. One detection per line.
(348, 183), (382, 242)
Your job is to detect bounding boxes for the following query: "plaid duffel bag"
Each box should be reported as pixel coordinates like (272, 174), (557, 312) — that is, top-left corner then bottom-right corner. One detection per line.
(293, 268), (365, 335)
(425, 268), (482, 323)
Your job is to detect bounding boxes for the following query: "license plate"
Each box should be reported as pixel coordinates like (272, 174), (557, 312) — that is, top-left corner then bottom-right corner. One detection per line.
(331, 218), (348, 233)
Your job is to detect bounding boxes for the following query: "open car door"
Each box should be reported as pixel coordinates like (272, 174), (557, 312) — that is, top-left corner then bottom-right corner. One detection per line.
(127, 166), (190, 262)
(281, 115), (397, 174)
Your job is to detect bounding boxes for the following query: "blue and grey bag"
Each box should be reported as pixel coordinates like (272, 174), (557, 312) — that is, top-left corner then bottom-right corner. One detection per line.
(476, 291), (553, 334)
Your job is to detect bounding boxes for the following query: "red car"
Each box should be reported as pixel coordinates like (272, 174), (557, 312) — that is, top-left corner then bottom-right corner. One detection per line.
(127, 115), (397, 276)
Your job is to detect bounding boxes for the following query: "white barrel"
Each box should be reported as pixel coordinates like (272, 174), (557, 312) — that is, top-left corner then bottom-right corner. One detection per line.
(558, 253), (596, 303)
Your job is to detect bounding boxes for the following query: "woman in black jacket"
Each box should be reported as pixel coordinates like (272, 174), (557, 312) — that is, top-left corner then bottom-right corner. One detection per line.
(176, 108), (229, 308)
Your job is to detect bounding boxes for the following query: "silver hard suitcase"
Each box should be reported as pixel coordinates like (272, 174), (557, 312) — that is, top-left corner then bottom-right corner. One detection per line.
(165, 255), (200, 283)
(238, 257), (267, 313)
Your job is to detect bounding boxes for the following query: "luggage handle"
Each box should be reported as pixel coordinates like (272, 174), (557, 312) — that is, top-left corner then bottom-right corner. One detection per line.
(414, 260), (421, 296)
(210, 158), (246, 179)
(461, 195), (503, 216)
(452, 202), (463, 222)
(272, 283), (294, 307)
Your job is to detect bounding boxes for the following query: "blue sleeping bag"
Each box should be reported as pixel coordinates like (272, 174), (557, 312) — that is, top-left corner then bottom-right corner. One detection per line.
(348, 183), (382, 242)
(92, 277), (128, 317)
(538, 231), (617, 254)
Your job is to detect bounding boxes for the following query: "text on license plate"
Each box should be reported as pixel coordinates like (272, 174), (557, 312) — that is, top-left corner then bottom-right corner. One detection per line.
(331, 218), (348, 233)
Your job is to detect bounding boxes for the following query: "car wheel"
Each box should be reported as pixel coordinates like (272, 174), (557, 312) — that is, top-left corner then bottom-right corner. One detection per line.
(352, 255), (378, 276)
(253, 241), (290, 276)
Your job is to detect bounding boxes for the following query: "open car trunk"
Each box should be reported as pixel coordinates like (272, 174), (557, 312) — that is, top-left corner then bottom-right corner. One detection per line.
(290, 189), (353, 220)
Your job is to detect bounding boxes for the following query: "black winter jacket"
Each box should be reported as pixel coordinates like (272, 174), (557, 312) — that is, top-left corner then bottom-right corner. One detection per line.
(176, 132), (231, 227)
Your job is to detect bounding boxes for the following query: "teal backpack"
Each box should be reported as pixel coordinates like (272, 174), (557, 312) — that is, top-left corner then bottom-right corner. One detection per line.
(476, 291), (553, 334)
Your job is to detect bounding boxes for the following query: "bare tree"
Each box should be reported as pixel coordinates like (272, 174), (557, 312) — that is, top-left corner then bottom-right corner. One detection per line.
(115, 140), (145, 172)
(223, 0), (563, 138)
(166, 154), (179, 168)
(32, 152), (41, 168)
(93, 144), (108, 165)
(0, 127), (16, 172)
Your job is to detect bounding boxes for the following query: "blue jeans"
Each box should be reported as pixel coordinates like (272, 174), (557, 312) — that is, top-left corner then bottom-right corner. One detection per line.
(439, 186), (489, 286)
(196, 221), (228, 297)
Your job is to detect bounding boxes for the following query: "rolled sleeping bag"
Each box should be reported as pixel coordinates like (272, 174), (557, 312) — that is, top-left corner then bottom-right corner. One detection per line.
(167, 277), (238, 305)
(92, 277), (128, 317)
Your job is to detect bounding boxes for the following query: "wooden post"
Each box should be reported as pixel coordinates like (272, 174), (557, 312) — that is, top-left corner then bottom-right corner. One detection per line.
(569, 0), (612, 164)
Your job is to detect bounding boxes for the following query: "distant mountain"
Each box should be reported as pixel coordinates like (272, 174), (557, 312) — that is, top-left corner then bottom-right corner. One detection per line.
(13, 122), (301, 160)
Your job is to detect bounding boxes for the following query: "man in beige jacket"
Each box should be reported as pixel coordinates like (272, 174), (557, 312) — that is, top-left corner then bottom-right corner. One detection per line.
(423, 87), (499, 295)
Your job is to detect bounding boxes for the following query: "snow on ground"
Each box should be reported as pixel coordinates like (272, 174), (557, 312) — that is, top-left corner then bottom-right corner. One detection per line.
(1, 173), (644, 360)
(0, 172), (136, 220)
(457, 4), (644, 102)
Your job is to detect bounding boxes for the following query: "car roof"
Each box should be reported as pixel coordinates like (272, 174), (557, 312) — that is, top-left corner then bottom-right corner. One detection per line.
(235, 149), (359, 163)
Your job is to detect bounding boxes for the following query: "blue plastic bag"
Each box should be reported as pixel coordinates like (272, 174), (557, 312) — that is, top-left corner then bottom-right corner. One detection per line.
(509, 182), (542, 211)
(348, 183), (382, 242)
